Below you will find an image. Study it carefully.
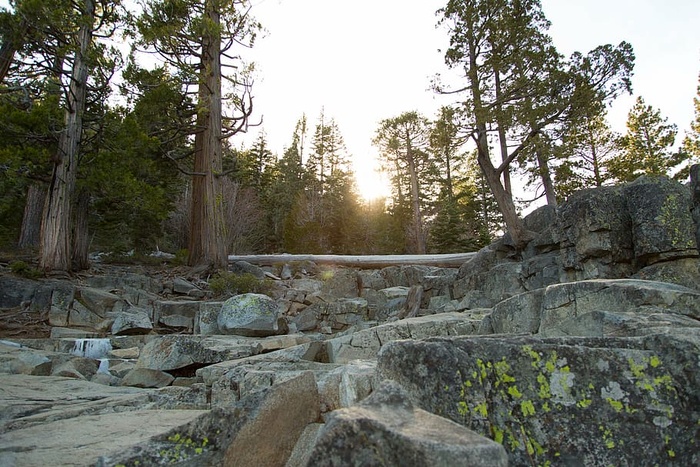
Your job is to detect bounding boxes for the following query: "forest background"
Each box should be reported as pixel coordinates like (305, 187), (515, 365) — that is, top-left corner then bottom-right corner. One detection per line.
(0, 0), (698, 272)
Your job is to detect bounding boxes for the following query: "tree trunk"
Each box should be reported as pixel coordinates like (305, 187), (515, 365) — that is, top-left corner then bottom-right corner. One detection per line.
(229, 253), (477, 269)
(189, 135), (204, 263)
(406, 135), (425, 254)
(534, 138), (558, 206)
(467, 33), (529, 249)
(493, 66), (512, 195)
(0, 39), (15, 83)
(475, 130), (529, 246)
(71, 189), (90, 270)
(400, 285), (423, 319)
(444, 146), (454, 202)
(18, 183), (46, 250)
(38, 0), (93, 271)
(589, 126), (603, 187)
(188, 2), (227, 269)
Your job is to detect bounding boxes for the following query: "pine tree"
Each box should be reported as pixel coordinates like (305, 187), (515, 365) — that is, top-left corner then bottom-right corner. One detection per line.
(607, 96), (683, 182)
(681, 73), (700, 164)
(85, 65), (190, 254)
(525, 43), (634, 204)
(374, 111), (435, 254)
(554, 105), (622, 200)
(0, 92), (61, 249)
(430, 106), (465, 202)
(270, 117), (309, 252)
(240, 131), (275, 189)
(0, 0), (124, 270)
(464, 153), (501, 243)
(438, 0), (633, 246)
(286, 112), (360, 253)
(437, 0), (554, 245)
(39, 0), (100, 270)
(135, 0), (260, 269)
(428, 106), (488, 253)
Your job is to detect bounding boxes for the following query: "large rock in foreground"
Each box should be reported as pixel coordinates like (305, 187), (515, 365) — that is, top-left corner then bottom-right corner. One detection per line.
(377, 333), (700, 466)
(307, 380), (508, 467)
(1, 409), (208, 467)
(104, 372), (320, 466)
(0, 374), (209, 466)
(218, 293), (287, 337)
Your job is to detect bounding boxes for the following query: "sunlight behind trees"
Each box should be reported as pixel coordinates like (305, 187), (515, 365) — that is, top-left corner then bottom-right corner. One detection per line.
(0, 0), (698, 271)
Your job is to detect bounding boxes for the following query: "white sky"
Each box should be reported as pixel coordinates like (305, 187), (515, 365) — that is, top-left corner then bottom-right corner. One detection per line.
(239, 0), (700, 199)
(2, 0), (698, 200)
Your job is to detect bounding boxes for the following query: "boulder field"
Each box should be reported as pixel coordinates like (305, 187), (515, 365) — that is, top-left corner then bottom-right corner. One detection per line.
(0, 174), (699, 466)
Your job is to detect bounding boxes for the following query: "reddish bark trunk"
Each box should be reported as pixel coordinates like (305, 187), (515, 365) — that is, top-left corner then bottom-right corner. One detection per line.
(187, 3), (227, 269)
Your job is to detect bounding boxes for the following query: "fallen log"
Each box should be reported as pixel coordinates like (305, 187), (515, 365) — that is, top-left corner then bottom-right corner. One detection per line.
(227, 253), (476, 269)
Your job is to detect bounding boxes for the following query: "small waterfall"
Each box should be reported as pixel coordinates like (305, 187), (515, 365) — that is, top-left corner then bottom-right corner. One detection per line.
(70, 338), (112, 359)
(97, 358), (110, 374)
(0, 339), (22, 348)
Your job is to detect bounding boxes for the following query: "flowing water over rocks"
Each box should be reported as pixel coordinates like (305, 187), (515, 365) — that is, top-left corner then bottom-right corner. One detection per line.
(70, 338), (112, 359)
(1, 174), (699, 466)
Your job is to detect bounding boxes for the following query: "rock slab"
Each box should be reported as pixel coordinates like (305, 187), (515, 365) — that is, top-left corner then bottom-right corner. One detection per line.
(306, 380), (508, 466)
(377, 333), (700, 466)
(105, 371), (320, 466)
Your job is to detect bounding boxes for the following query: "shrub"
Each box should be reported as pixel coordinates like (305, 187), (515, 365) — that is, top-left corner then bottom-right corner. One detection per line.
(209, 271), (271, 297)
(9, 260), (43, 280)
(173, 249), (189, 266)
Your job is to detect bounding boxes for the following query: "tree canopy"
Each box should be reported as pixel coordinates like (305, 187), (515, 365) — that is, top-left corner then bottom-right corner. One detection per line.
(0, 0), (697, 269)
(607, 96), (684, 183)
(436, 0), (634, 247)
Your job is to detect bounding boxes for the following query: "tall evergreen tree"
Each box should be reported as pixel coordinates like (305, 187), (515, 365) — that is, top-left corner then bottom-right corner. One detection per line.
(135, 0), (260, 269)
(0, 0), (75, 84)
(607, 96), (683, 182)
(0, 93), (61, 249)
(286, 112), (359, 253)
(231, 131), (280, 252)
(305, 110), (350, 194)
(437, 0), (552, 246)
(437, 0), (633, 246)
(430, 106), (464, 202)
(0, 0), (124, 269)
(681, 73), (700, 164)
(520, 43), (634, 205)
(464, 152), (501, 244)
(374, 111), (435, 254)
(270, 117), (309, 252)
(0, 12), (63, 251)
(554, 104), (621, 200)
(38, 0), (118, 270)
(428, 106), (481, 253)
(239, 130), (275, 189)
(85, 64), (190, 254)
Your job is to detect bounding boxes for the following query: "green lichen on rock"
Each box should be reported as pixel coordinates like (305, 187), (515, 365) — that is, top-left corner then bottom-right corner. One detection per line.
(658, 193), (695, 249)
(109, 431), (214, 466)
(155, 433), (210, 463)
(623, 177), (698, 261)
(421, 336), (700, 466)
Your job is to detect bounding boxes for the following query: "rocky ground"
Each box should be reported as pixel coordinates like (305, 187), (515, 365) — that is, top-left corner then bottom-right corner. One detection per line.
(1, 174), (699, 466)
